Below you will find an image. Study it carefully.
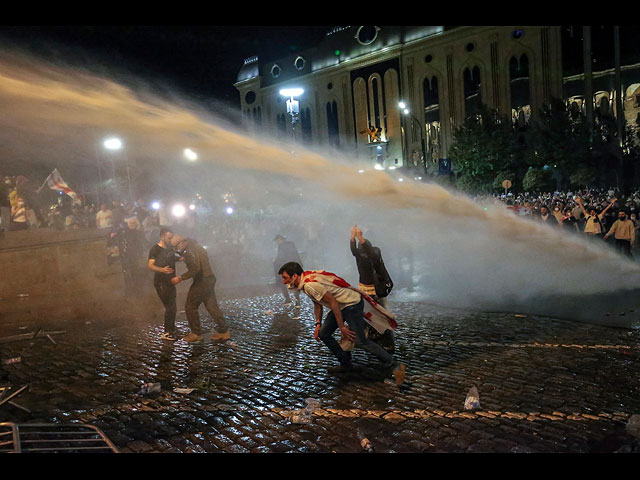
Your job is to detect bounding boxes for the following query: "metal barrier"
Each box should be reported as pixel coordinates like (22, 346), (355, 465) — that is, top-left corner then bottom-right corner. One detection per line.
(0, 423), (119, 453)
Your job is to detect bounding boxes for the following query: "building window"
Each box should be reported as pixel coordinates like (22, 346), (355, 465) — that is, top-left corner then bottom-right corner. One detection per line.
(465, 42), (475, 52)
(301, 107), (312, 145)
(634, 95), (640, 108)
(510, 54), (530, 127)
(271, 64), (281, 78)
(294, 56), (306, 70)
(356, 26), (380, 46)
(423, 76), (441, 164)
(327, 101), (340, 148)
(245, 91), (256, 105)
(512, 29), (525, 40)
(425, 54), (433, 64)
(463, 66), (482, 118)
(327, 82), (333, 90)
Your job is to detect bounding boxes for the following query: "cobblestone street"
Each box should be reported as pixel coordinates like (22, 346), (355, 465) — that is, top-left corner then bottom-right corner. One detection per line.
(2, 290), (640, 453)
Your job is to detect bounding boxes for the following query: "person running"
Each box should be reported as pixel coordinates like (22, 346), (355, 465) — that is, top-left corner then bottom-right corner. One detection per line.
(147, 227), (178, 341)
(170, 234), (231, 343)
(278, 262), (405, 385)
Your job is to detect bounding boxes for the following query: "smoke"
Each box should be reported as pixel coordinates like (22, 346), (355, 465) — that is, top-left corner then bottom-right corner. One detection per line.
(2, 47), (640, 326)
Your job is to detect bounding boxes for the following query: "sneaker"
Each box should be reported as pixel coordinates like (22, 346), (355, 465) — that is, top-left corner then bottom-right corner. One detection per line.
(182, 332), (204, 343)
(393, 363), (406, 386)
(327, 362), (353, 374)
(210, 331), (231, 342)
(161, 332), (177, 341)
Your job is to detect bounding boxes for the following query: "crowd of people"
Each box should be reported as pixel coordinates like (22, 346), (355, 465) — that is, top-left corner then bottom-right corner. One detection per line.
(478, 187), (640, 257)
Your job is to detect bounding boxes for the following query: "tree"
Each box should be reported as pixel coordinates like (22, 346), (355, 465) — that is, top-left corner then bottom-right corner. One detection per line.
(523, 167), (554, 192)
(524, 97), (591, 190)
(450, 105), (522, 193)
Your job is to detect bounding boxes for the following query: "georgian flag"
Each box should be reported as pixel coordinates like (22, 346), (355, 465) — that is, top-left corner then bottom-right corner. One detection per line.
(299, 270), (397, 333)
(37, 168), (77, 200)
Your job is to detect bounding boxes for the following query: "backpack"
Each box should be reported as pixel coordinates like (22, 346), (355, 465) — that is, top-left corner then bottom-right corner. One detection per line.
(371, 249), (394, 298)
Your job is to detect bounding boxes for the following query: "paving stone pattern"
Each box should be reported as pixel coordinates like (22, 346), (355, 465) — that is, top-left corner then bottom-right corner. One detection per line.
(1, 293), (640, 453)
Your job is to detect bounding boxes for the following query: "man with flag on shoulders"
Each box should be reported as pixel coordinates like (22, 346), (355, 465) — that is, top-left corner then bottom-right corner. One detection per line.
(278, 262), (405, 385)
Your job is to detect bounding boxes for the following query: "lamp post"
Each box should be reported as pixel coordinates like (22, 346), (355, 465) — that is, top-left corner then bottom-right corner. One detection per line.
(280, 88), (304, 144)
(103, 136), (133, 203)
(398, 102), (427, 174)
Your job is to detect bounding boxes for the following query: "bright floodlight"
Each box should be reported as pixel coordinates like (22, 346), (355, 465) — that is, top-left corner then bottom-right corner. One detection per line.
(279, 88), (304, 97)
(374, 164), (385, 170)
(226, 206), (234, 215)
(184, 148), (198, 161)
(403, 108), (410, 115)
(172, 204), (186, 218)
(189, 204), (196, 211)
(398, 101), (407, 109)
(151, 201), (160, 210)
(103, 137), (123, 150)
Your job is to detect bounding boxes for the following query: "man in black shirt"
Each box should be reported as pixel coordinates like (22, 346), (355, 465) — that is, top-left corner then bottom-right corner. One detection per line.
(148, 227), (178, 341)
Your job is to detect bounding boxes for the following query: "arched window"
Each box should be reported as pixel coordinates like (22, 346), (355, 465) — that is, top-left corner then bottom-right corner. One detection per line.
(301, 107), (312, 145)
(510, 54), (530, 127)
(423, 76), (441, 164)
(326, 101), (340, 148)
(463, 66), (482, 118)
(276, 113), (287, 139)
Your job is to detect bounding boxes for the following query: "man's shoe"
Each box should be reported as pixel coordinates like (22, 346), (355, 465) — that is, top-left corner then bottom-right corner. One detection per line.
(182, 332), (204, 343)
(393, 363), (406, 386)
(210, 331), (231, 342)
(161, 332), (177, 341)
(327, 363), (353, 374)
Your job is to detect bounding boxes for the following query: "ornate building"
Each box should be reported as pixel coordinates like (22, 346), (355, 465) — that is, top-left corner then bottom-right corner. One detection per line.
(234, 26), (639, 172)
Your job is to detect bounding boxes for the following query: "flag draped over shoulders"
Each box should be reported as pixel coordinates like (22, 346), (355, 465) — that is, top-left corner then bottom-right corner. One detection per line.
(299, 270), (397, 333)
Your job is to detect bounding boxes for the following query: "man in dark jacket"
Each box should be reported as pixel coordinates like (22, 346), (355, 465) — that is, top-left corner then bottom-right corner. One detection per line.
(348, 225), (395, 353)
(171, 235), (230, 343)
(273, 234), (303, 309)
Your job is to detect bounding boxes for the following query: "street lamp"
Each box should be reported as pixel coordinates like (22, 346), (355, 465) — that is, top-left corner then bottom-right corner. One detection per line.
(398, 101), (427, 174)
(280, 88), (304, 143)
(184, 148), (198, 161)
(103, 136), (133, 203)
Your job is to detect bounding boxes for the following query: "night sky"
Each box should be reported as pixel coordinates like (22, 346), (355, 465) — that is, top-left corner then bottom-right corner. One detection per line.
(0, 25), (333, 120)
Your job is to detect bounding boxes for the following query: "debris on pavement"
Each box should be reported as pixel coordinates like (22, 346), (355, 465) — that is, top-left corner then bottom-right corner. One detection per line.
(3, 357), (22, 365)
(173, 387), (195, 395)
(138, 383), (161, 395)
(627, 414), (640, 439)
(464, 385), (481, 410)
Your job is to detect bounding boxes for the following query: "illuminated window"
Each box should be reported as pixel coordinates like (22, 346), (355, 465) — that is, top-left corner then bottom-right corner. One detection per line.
(356, 26), (380, 45)
(271, 64), (281, 78)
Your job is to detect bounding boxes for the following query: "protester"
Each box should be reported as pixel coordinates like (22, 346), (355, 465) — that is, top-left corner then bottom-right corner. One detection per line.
(170, 234), (231, 343)
(604, 209), (635, 257)
(273, 234), (303, 310)
(96, 203), (113, 230)
(278, 262), (405, 385)
(10, 197), (28, 230)
(349, 225), (395, 353)
(576, 196), (615, 238)
(561, 208), (580, 233)
(536, 205), (559, 226)
(148, 227), (178, 341)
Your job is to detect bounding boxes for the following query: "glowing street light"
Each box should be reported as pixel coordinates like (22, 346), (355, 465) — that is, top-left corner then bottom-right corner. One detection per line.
(225, 206), (234, 215)
(103, 137), (123, 150)
(172, 204), (186, 218)
(151, 201), (160, 210)
(184, 148), (198, 161)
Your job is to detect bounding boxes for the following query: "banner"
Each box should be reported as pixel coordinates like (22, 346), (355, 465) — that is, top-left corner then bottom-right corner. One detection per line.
(37, 168), (77, 200)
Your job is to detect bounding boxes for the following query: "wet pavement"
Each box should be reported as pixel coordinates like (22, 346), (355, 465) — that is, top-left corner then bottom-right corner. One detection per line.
(1, 290), (640, 453)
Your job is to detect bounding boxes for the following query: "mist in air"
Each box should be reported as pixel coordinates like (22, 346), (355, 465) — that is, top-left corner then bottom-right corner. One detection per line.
(2, 47), (640, 327)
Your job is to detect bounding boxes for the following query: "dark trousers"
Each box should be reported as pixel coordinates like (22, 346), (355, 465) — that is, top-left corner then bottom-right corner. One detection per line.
(615, 239), (633, 257)
(318, 299), (396, 370)
(154, 281), (177, 333)
(185, 275), (227, 335)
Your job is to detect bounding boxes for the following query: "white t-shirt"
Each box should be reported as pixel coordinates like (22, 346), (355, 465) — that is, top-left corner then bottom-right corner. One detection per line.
(96, 209), (113, 228)
(302, 281), (361, 310)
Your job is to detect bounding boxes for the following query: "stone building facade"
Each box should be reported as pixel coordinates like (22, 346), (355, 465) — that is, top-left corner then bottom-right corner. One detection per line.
(234, 26), (568, 171)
